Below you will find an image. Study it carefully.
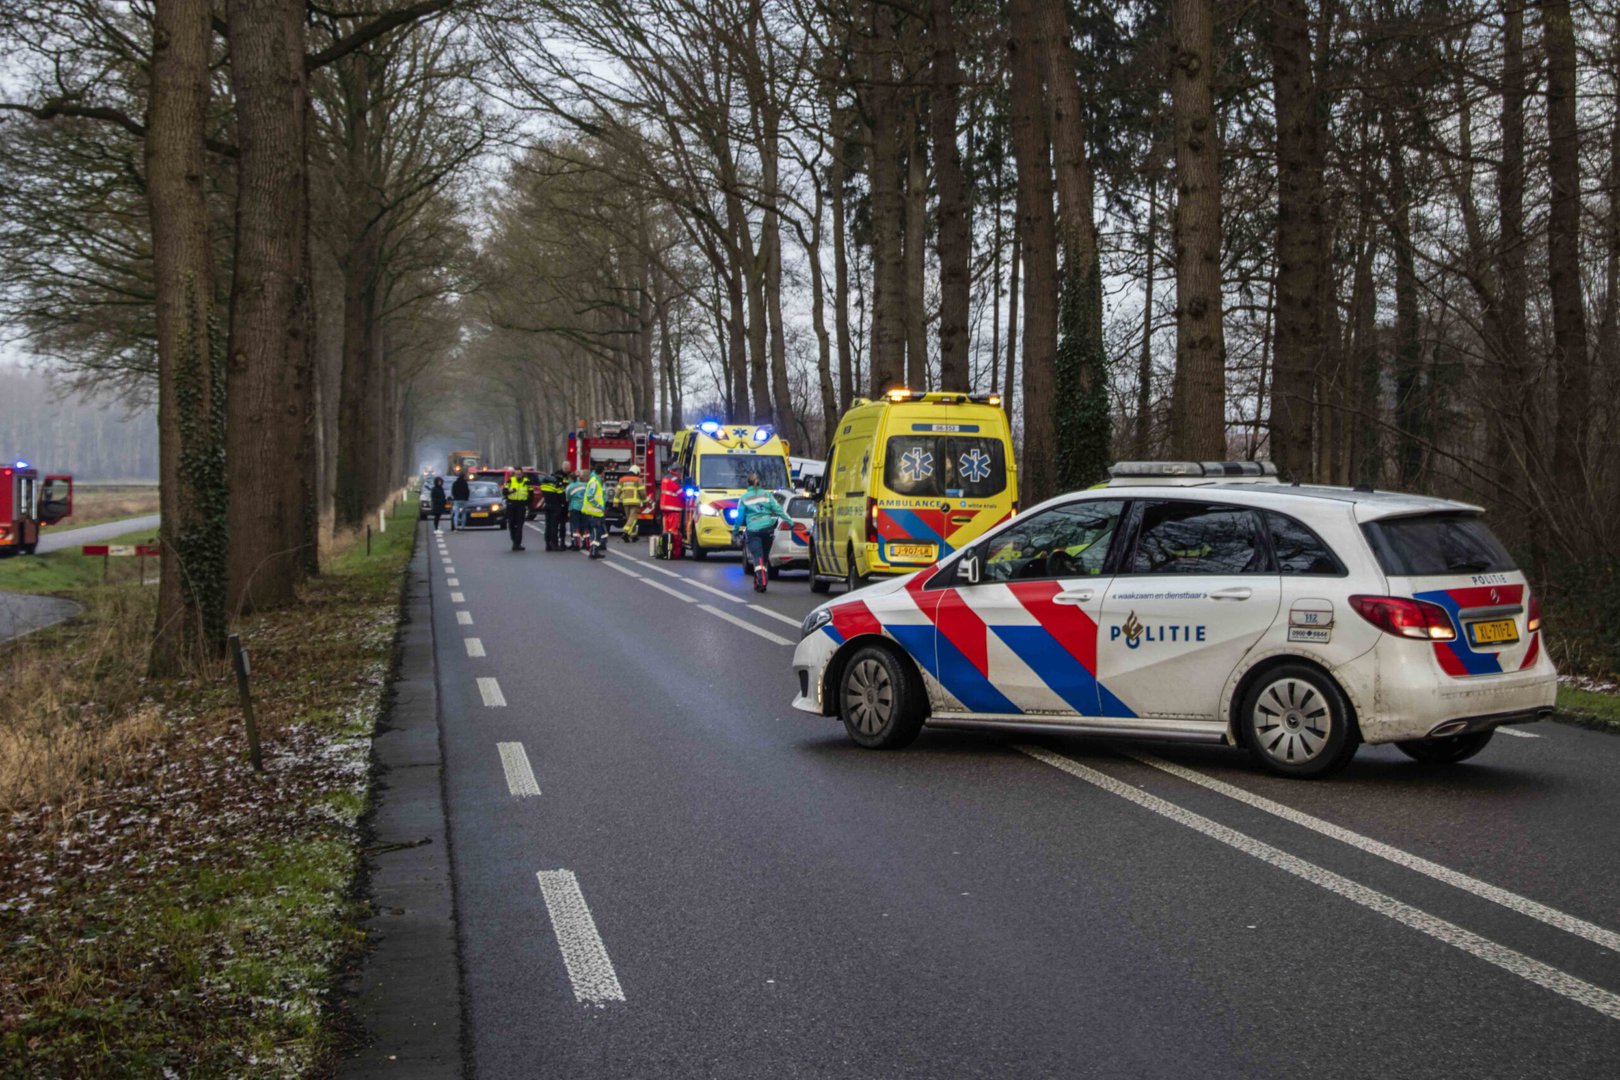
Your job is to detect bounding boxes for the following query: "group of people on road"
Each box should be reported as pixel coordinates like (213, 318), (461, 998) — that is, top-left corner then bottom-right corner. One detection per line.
(425, 458), (794, 592)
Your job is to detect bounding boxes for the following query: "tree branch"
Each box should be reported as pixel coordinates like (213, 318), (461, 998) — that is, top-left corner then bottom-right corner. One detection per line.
(0, 100), (237, 156)
(306, 0), (457, 72)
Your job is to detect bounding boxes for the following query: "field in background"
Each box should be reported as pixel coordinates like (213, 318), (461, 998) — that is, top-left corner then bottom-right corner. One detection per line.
(0, 525), (162, 593)
(0, 501), (415, 1078)
(60, 485), (161, 530)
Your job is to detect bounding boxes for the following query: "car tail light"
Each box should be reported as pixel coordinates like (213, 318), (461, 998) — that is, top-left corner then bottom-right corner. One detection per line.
(866, 496), (879, 544)
(1527, 592), (1542, 633)
(1350, 595), (1456, 641)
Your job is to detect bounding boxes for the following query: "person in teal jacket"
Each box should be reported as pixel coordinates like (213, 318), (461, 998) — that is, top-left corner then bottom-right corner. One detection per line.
(733, 473), (793, 592)
(565, 471), (588, 550)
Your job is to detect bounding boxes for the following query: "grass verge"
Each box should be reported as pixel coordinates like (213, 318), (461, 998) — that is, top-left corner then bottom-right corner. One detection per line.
(0, 526), (163, 594)
(1555, 685), (1620, 734)
(0, 498), (416, 1078)
(56, 487), (161, 531)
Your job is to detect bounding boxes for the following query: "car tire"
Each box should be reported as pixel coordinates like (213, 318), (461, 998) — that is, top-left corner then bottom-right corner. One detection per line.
(809, 541), (832, 593)
(846, 547), (866, 593)
(1395, 730), (1494, 764)
(1239, 663), (1359, 779)
(838, 645), (925, 750)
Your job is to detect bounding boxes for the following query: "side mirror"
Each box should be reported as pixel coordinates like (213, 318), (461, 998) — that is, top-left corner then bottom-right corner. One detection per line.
(961, 552), (981, 586)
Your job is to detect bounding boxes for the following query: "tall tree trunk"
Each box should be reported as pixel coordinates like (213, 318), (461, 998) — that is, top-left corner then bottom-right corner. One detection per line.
(723, 208), (750, 419)
(930, 0), (971, 390)
(226, 0), (311, 614)
(1544, 0), (1591, 495)
(1136, 175), (1159, 457)
(1007, 0), (1058, 503)
(1494, 1), (1533, 496)
(762, 125), (795, 436)
(1266, 0), (1324, 481)
(1038, 0), (1110, 490)
(148, 0), (227, 673)
(866, 0), (907, 394)
(904, 117), (928, 389)
(1168, 0), (1228, 459)
(1004, 185), (1022, 407)
(830, 103), (856, 411)
(1388, 139), (1425, 487)
(989, 192), (1003, 394)
(334, 50), (381, 529)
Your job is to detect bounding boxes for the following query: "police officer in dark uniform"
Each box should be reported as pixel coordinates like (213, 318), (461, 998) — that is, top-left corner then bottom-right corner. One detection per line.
(503, 472), (533, 551)
(541, 470), (569, 550)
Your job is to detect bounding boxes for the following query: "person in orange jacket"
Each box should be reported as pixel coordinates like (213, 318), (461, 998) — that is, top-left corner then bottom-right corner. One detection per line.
(658, 462), (687, 559)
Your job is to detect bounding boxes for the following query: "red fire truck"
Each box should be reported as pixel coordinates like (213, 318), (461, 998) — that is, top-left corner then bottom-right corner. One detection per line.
(0, 462), (73, 557)
(564, 421), (666, 531)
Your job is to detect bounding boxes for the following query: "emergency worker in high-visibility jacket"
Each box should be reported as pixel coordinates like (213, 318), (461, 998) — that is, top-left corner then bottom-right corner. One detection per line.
(658, 463), (687, 559)
(540, 473), (567, 551)
(565, 472), (588, 550)
(502, 472), (533, 551)
(617, 467), (646, 543)
(582, 463), (608, 558)
(733, 474), (793, 592)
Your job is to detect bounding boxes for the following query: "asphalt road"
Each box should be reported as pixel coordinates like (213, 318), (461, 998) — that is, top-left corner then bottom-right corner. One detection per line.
(37, 513), (161, 552)
(425, 519), (1620, 1078)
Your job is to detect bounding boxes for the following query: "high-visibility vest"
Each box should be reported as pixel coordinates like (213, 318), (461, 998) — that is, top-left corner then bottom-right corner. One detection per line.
(659, 475), (685, 512)
(582, 474), (606, 517)
(618, 480), (644, 507)
(505, 476), (533, 502)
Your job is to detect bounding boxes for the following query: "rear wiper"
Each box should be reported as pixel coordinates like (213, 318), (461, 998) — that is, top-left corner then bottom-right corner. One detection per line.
(1447, 559), (1492, 572)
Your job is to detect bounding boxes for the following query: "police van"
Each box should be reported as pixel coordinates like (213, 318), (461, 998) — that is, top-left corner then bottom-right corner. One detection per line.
(811, 390), (1017, 593)
(671, 422), (793, 558)
(791, 461), (1556, 778)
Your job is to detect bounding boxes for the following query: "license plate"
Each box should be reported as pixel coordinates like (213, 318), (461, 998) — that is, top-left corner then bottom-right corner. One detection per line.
(889, 542), (936, 561)
(470, 512), (488, 520)
(1467, 618), (1519, 646)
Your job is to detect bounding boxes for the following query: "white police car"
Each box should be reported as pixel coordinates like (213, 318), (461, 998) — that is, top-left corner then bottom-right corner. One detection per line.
(791, 462), (1556, 778)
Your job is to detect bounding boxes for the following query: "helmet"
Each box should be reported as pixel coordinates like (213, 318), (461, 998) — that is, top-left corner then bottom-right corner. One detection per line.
(628, 466), (642, 475)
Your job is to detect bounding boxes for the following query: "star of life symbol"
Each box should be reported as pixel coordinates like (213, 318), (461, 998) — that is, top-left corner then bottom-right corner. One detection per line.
(900, 446), (935, 484)
(958, 447), (992, 484)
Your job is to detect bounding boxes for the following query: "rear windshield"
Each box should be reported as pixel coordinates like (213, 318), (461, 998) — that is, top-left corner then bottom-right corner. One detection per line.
(698, 454), (789, 490)
(1362, 513), (1515, 576)
(786, 497), (816, 518)
(882, 436), (1007, 499)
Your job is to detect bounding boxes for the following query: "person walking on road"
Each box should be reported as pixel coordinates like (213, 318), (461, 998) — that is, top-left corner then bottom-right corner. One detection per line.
(540, 471), (568, 550)
(565, 470), (588, 550)
(617, 467), (645, 543)
(657, 462), (687, 559)
(582, 462), (608, 559)
(450, 471), (471, 531)
(734, 473), (793, 592)
(429, 476), (449, 531)
(503, 471), (533, 551)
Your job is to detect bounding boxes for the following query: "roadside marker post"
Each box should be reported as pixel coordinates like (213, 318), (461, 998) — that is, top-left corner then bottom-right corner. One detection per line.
(227, 633), (264, 773)
(366, 525), (372, 556)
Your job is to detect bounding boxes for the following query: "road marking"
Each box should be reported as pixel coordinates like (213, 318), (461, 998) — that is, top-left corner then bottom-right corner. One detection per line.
(1017, 744), (1620, 1022)
(447, 577), (459, 586)
(457, 611), (473, 626)
(535, 870), (626, 1005)
(602, 561), (643, 579)
(641, 577), (699, 603)
(637, 561), (685, 580)
(465, 637), (485, 657)
(1496, 727), (1539, 739)
(748, 604), (802, 627)
(498, 741), (540, 796)
(670, 574), (750, 605)
(450, 592), (466, 603)
(1124, 749), (1620, 954)
(445, 567), (457, 575)
(696, 603), (794, 646)
(477, 677), (506, 707)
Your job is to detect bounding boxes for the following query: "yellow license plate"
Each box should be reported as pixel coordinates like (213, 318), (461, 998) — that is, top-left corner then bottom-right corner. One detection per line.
(1467, 618), (1519, 646)
(470, 512), (488, 520)
(889, 543), (936, 561)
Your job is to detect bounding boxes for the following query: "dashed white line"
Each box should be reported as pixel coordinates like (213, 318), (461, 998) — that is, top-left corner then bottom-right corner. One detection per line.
(641, 577), (699, 603)
(669, 574), (749, 605)
(477, 677), (507, 707)
(601, 561), (644, 579)
(1018, 744), (1620, 1022)
(498, 741), (540, 796)
(456, 611), (473, 626)
(748, 604), (803, 628)
(1496, 727), (1540, 738)
(465, 637), (485, 657)
(638, 561), (684, 579)
(447, 577), (460, 586)
(536, 870), (626, 1005)
(450, 592), (466, 603)
(1124, 749), (1620, 954)
(696, 603), (794, 646)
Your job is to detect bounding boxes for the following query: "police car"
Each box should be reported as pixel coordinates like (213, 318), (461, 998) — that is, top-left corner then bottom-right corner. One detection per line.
(791, 461), (1556, 778)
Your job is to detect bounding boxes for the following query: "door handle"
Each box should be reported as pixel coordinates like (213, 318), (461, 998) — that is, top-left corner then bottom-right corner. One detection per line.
(1209, 587), (1253, 601)
(1054, 589), (1095, 605)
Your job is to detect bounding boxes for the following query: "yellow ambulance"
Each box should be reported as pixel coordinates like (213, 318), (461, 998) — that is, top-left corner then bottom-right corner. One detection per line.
(671, 421), (794, 558)
(811, 390), (1017, 592)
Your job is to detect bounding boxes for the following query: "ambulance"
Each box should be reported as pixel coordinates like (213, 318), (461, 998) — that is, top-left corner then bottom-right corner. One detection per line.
(671, 421), (793, 558)
(810, 390), (1017, 593)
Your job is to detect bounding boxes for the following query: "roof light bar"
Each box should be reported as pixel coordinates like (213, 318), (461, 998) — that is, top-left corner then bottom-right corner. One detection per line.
(1108, 461), (1279, 479)
(885, 388), (914, 402)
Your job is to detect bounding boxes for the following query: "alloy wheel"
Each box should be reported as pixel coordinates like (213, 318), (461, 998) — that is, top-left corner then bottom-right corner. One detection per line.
(844, 658), (893, 737)
(1252, 676), (1332, 766)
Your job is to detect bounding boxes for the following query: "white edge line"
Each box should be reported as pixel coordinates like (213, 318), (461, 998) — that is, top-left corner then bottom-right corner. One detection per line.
(456, 611), (473, 625)
(1125, 748), (1620, 954)
(696, 603), (794, 646)
(450, 592), (466, 603)
(640, 577), (698, 603)
(498, 741), (540, 796)
(477, 676), (506, 707)
(1496, 727), (1539, 738)
(464, 637), (485, 657)
(536, 870), (626, 1005)
(447, 578), (460, 586)
(601, 560), (644, 579)
(1017, 744), (1620, 1022)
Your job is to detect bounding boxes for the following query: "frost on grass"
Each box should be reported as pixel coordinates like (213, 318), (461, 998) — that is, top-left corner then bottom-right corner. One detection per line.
(0, 552), (408, 1079)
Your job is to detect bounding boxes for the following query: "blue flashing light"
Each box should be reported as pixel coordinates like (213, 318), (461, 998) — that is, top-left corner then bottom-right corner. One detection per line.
(724, 508), (739, 524)
(13, 460), (28, 470)
(699, 420), (722, 436)
(752, 426), (772, 443)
